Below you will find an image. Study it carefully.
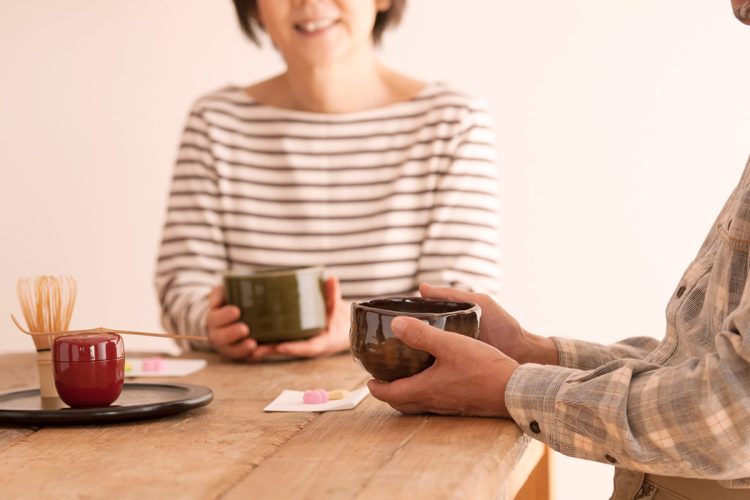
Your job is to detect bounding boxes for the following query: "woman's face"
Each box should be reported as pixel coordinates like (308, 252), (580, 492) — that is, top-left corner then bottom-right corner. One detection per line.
(255, 0), (392, 68)
(733, 0), (750, 25)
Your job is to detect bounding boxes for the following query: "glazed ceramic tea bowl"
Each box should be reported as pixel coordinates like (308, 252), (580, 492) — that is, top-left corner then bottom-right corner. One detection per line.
(223, 266), (327, 344)
(350, 297), (480, 382)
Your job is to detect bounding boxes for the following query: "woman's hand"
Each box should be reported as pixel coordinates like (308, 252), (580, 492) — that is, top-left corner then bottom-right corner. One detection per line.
(250, 276), (350, 359)
(419, 283), (558, 366)
(368, 316), (518, 417)
(205, 286), (259, 360)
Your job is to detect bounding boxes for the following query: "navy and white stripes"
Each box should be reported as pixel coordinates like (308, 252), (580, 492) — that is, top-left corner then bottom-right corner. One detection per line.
(155, 83), (501, 339)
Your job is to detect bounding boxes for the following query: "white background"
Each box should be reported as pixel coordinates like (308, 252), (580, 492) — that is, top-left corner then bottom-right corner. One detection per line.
(1, 1), (748, 498)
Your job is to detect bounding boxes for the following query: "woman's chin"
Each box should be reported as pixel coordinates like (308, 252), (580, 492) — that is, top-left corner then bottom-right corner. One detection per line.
(734, 1), (750, 24)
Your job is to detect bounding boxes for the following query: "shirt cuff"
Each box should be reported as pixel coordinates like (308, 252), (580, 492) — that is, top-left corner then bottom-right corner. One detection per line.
(550, 336), (581, 369)
(505, 363), (579, 449)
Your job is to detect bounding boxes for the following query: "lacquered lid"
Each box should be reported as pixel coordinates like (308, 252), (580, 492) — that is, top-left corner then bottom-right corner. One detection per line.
(53, 333), (124, 362)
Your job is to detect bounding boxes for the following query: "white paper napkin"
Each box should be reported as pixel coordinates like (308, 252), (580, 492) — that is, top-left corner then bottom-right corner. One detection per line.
(125, 358), (207, 377)
(264, 386), (370, 412)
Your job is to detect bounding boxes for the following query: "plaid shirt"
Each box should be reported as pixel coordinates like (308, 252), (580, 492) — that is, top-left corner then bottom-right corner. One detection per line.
(505, 156), (750, 489)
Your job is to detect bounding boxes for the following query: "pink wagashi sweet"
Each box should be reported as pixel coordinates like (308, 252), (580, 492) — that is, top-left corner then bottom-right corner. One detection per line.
(303, 389), (329, 404)
(142, 357), (166, 372)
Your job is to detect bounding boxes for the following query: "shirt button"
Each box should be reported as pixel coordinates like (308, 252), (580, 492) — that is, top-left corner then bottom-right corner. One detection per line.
(635, 484), (654, 499)
(529, 421), (540, 433)
(604, 454), (617, 464)
(676, 286), (686, 298)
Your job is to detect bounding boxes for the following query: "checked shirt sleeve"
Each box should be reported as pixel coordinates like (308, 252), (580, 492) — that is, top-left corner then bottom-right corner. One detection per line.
(551, 335), (660, 371)
(505, 318), (750, 480)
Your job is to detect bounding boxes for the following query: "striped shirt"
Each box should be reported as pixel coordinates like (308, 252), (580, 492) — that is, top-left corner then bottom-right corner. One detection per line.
(506, 156), (750, 490)
(155, 83), (501, 340)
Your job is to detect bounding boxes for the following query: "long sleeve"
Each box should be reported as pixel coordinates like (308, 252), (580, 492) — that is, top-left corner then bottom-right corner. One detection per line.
(154, 84), (504, 349)
(551, 335), (661, 370)
(505, 293), (750, 482)
(416, 102), (501, 295)
(155, 105), (227, 349)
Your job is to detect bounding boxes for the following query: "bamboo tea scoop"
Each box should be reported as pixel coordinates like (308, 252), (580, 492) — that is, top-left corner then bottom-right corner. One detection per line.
(11, 314), (208, 342)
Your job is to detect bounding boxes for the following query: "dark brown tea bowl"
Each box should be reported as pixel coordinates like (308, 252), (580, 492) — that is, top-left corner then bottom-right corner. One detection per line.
(350, 297), (480, 382)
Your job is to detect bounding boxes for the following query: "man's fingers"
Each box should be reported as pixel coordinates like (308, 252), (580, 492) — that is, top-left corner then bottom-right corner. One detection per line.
(386, 402), (427, 415)
(368, 377), (431, 410)
(368, 379), (408, 406)
(419, 282), (484, 305)
(390, 316), (452, 358)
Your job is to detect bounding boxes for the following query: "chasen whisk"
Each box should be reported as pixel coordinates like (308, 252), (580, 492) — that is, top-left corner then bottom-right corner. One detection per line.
(16, 275), (77, 399)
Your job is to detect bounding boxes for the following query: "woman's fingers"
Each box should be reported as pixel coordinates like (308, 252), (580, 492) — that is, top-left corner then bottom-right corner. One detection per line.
(206, 305), (242, 329)
(274, 333), (330, 357)
(205, 286), (261, 360)
(248, 344), (281, 360)
(208, 286), (225, 309)
(217, 337), (258, 359)
(325, 276), (341, 318)
(209, 322), (250, 349)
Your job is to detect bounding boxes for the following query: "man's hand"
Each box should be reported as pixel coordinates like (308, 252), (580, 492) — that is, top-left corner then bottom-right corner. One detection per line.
(420, 283), (558, 366)
(367, 316), (519, 417)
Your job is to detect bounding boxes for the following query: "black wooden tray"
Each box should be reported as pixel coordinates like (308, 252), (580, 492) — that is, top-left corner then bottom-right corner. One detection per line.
(0, 383), (213, 426)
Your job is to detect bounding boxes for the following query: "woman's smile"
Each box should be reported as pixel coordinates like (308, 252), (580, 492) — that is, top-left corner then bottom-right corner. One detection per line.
(293, 17), (341, 35)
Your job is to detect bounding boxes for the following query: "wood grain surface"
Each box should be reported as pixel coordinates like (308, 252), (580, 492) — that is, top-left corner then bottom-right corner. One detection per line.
(0, 352), (545, 500)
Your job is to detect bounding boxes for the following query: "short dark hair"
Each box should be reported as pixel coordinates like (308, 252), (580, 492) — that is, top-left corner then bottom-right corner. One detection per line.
(232, 0), (407, 46)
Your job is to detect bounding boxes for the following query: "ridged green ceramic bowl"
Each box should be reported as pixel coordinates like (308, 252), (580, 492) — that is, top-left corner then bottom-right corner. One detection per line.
(223, 266), (327, 344)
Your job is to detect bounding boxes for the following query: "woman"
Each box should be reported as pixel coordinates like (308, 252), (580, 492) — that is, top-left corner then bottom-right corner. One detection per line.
(155, 0), (501, 360)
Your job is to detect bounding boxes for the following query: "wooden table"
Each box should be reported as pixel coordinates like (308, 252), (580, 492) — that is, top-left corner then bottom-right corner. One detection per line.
(0, 352), (548, 499)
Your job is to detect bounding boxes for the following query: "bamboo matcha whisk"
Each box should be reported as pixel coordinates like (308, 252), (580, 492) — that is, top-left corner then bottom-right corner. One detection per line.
(16, 275), (77, 399)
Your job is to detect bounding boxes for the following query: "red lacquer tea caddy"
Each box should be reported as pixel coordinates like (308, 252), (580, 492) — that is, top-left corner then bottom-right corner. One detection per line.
(53, 333), (125, 408)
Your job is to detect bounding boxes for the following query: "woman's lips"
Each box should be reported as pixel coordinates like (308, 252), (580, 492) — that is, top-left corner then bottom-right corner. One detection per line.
(294, 18), (339, 34)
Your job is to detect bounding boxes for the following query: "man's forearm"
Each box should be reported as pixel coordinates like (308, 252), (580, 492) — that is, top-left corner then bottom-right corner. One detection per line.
(518, 331), (559, 366)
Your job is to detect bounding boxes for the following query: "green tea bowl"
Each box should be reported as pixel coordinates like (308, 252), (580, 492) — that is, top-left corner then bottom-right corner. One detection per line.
(223, 266), (327, 344)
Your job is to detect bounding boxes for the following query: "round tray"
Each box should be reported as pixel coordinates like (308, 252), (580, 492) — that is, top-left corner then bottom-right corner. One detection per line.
(0, 383), (213, 426)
